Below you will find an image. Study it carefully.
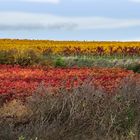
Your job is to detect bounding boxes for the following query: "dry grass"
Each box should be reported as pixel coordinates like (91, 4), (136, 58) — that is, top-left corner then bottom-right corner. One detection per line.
(0, 100), (29, 119)
(0, 77), (140, 140)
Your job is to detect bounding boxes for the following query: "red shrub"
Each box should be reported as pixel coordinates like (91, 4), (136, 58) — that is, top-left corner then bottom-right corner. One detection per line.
(0, 65), (138, 100)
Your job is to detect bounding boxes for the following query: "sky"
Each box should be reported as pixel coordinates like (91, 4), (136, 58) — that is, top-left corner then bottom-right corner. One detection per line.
(0, 0), (140, 41)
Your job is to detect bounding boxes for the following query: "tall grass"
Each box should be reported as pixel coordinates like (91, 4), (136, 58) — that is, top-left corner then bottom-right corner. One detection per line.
(0, 76), (140, 140)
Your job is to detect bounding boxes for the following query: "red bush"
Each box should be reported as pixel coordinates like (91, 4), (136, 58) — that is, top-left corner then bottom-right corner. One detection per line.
(0, 65), (138, 100)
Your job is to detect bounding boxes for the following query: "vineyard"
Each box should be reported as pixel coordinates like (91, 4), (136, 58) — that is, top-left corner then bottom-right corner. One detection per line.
(1, 39), (140, 56)
(1, 39), (140, 140)
(0, 39), (140, 99)
(0, 65), (137, 99)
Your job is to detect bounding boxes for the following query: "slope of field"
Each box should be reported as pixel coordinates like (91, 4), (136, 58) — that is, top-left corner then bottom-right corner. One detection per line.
(1, 40), (140, 140)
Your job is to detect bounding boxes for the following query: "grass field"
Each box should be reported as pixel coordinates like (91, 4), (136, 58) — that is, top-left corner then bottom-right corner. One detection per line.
(0, 39), (140, 140)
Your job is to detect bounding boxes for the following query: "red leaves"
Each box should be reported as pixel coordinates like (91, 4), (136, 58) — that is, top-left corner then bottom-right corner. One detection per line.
(0, 65), (137, 99)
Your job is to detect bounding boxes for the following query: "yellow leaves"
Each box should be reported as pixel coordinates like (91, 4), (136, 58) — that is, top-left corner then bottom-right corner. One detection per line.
(0, 39), (140, 55)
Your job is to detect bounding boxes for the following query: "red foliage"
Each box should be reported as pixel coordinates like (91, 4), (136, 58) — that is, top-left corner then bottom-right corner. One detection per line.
(0, 65), (137, 100)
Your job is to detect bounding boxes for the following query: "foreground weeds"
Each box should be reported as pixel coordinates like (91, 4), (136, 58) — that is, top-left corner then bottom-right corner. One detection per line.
(0, 78), (140, 140)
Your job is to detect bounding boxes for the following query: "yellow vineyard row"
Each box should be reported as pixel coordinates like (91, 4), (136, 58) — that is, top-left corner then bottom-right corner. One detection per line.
(0, 39), (140, 55)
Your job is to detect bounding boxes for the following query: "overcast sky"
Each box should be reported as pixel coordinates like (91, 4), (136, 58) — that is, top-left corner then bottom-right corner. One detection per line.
(0, 0), (140, 40)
